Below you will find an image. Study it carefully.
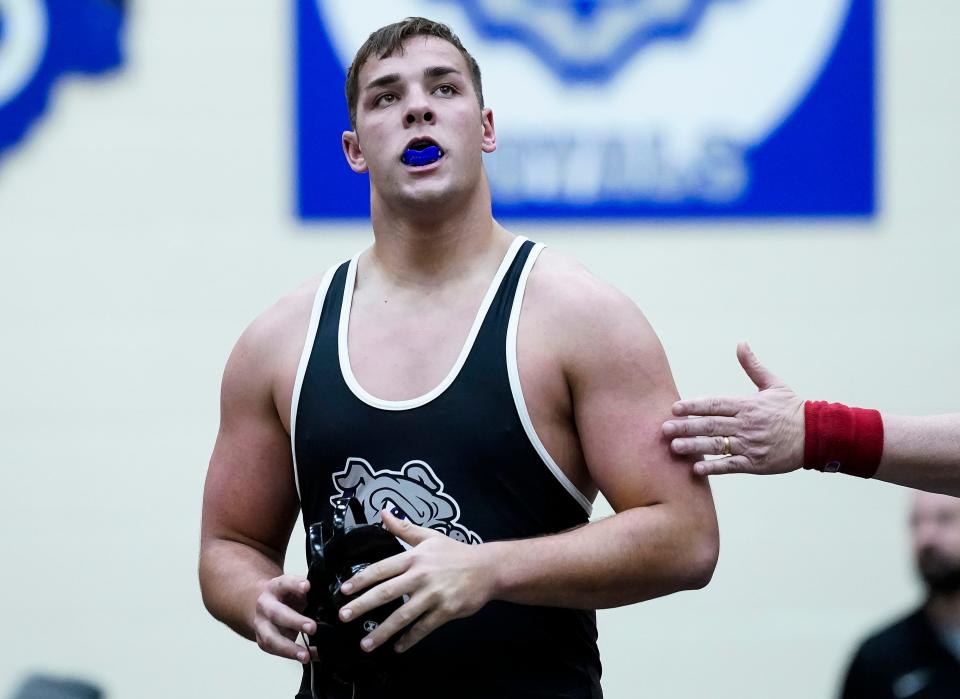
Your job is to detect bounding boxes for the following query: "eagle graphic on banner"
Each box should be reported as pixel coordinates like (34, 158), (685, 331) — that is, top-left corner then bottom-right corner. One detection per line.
(435, 0), (726, 82)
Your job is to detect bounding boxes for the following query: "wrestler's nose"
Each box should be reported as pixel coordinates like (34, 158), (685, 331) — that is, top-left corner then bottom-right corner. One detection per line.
(404, 90), (434, 126)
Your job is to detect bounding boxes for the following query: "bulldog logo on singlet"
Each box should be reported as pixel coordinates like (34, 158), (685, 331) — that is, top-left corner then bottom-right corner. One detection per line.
(436, 0), (722, 82)
(330, 457), (483, 544)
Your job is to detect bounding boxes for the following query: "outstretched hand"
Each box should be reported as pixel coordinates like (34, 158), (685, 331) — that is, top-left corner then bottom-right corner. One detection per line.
(337, 510), (496, 654)
(662, 342), (805, 476)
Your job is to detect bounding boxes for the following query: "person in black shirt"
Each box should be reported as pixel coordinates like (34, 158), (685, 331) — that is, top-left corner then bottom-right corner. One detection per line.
(841, 492), (960, 699)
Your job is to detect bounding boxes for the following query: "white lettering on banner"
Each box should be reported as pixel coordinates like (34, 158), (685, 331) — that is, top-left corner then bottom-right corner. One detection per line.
(486, 135), (746, 203)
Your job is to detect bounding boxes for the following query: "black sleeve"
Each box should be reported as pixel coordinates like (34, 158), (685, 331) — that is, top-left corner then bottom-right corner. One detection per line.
(840, 644), (894, 699)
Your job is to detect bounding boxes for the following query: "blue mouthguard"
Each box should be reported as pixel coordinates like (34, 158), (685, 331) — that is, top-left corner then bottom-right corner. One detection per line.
(402, 145), (442, 167)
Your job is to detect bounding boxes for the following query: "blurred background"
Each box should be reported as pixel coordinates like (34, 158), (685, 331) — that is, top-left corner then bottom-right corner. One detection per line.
(0, 0), (957, 696)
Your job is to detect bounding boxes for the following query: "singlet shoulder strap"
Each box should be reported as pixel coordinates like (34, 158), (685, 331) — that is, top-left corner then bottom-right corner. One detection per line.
(505, 242), (594, 515)
(289, 262), (342, 501)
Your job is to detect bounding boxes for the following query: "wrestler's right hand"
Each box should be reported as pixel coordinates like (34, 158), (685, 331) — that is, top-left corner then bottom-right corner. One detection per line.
(252, 574), (317, 664)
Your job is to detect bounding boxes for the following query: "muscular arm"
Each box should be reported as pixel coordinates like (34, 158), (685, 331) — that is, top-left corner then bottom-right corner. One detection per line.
(663, 342), (960, 496)
(199, 305), (313, 659)
(486, 271), (719, 608)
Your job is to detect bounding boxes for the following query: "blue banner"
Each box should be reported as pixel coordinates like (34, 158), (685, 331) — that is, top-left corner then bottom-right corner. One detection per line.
(297, 0), (875, 219)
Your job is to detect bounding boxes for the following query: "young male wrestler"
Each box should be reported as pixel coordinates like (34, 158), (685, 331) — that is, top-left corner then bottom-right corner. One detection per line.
(200, 17), (719, 698)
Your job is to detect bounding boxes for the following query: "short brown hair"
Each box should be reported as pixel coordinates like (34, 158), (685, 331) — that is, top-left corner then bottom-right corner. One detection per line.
(344, 17), (484, 130)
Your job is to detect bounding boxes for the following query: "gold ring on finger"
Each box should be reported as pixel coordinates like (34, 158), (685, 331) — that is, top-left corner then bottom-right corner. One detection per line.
(720, 436), (733, 457)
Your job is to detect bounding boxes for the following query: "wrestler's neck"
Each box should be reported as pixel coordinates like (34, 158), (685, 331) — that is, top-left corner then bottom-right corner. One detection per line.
(926, 590), (960, 630)
(367, 179), (512, 287)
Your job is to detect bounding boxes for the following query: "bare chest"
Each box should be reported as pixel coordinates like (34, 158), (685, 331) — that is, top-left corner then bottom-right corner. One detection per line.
(343, 283), (591, 496)
(347, 292), (480, 400)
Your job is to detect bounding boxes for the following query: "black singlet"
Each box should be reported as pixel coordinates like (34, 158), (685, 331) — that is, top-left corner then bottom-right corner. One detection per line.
(291, 237), (602, 698)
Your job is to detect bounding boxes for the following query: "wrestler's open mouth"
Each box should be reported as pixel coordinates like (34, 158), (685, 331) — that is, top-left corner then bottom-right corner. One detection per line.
(401, 138), (445, 167)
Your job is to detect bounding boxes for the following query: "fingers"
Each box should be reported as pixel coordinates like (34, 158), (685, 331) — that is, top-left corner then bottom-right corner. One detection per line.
(254, 610), (312, 663)
(340, 574), (409, 623)
(339, 511), (441, 596)
(381, 509), (444, 545)
(254, 575), (316, 663)
(262, 593), (317, 636)
(271, 575), (310, 610)
(692, 455), (754, 477)
(339, 551), (409, 597)
(671, 396), (741, 418)
(355, 591), (430, 653)
(670, 436), (741, 457)
(662, 416), (739, 438)
(394, 609), (445, 653)
(736, 342), (782, 391)
(353, 594), (445, 655)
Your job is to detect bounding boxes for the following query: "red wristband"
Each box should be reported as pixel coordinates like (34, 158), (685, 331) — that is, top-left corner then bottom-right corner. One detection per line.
(804, 401), (884, 478)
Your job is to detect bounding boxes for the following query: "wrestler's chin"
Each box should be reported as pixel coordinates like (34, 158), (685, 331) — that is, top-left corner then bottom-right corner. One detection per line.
(394, 178), (468, 213)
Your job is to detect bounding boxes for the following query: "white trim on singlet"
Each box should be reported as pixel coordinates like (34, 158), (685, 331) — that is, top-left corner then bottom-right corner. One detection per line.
(289, 265), (339, 502)
(506, 244), (594, 516)
(337, 236), (527, 411)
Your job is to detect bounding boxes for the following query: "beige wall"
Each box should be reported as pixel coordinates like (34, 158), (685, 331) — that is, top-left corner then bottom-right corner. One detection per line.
(1, 1), (957, 696)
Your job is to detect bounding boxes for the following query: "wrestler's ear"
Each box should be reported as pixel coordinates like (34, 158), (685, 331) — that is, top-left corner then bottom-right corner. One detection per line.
(342, 130), (368, 173)
(481, 107), (496, 154)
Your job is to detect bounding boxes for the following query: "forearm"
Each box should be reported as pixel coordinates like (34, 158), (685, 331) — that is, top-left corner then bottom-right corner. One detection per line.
(486, 504), (718, 609)
(874, 414), (960, 496)
(199, 538), (284, 640)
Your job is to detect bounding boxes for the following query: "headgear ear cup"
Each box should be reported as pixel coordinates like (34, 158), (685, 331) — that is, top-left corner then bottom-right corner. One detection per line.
(304, 497), (410, 691)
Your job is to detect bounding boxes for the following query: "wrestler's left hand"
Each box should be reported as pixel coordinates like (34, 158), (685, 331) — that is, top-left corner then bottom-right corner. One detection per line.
(336, 509), (497, 653)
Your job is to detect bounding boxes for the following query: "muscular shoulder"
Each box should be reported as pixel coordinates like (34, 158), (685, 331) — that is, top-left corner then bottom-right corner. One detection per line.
(242, 277), (320, 361)
(222, 275), (326, 414)
(524, 247), (667, 383)
(521, 245), (697, 516)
